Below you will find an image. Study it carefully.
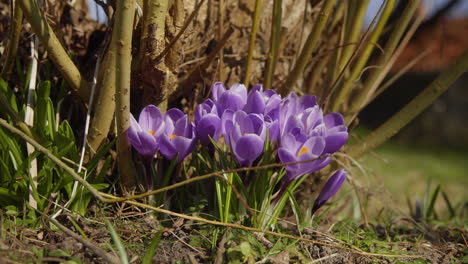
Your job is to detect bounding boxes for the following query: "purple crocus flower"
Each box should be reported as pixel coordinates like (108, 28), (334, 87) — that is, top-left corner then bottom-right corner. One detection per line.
(244, 84), (282, 141)
(212, 82), (248, 117)
(277, 131), (331, 186)
(312, 169), (347, 214)
(159, 108), (196, 163)
(127, 105), (165, 158)
(195, 99), (221, 146)
(223, 110), (266, 167)
(244, 84), (282, 117)
(278, 93), (317, 141)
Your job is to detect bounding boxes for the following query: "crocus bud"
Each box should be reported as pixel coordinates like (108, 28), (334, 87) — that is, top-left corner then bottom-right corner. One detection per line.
(312, 169), (347, 214)
(195, 99), (221, 146)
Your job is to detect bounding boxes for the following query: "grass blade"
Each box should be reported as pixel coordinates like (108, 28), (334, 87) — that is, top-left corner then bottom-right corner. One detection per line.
(142, 228), (163, 264)
(106, 219), (129, 264)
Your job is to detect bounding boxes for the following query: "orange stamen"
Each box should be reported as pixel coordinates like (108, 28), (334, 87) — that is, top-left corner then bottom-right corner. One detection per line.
(147, 130), (155, 135)
(169, 134), (178, 139)
(297, 146), (308, 157)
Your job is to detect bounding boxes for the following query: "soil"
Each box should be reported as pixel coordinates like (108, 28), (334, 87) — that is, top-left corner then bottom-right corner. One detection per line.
(0, 211), (466, 263)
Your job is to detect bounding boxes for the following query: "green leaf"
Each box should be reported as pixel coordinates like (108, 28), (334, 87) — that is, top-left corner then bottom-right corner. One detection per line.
(106, 220), (129, 264)
(426, 184), (441, 219)
(0, 127), (23, 168)
(0, 187), (20, 206)
(0, 77), (18, 113)
(142, 228), (163, 264)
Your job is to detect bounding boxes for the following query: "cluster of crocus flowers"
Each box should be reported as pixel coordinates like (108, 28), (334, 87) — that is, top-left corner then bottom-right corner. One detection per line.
(127, 106), (196, 163)
(127, 82), (348, 207)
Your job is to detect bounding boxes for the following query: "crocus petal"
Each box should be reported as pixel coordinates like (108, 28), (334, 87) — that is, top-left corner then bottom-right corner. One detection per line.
(299, 95), (317, 110)
(174, 115), (191, 138)
(211, 82), (226, 102)
(233, 111), (254, 134)
(159, 136), (178, 160)
(196, 114), (221, 145)
(128, 114), (142, 141)
(248, 113), (265, 138)
(278, 147), (300, 172)
(312, 170), (347, 213)
(233, 134), (264, 167)
(282, 115), (303, 139)
(324, 113), (345, 128)
(128, 113), (160, 157)
(166, 108), (185, 123)
(263, 89), (277, 97)
(302, 106), (323, 133)
(324, 132), (348, 154)
(230, 83), (248, 102)
(195, 99), (217, 122)
(251, 84), (263, 93)
(323, 113), (348, 154)
(133, 130), (158, 157)
(299, 156), (331, 177)
(244, 90), (265, 114)
(266, 119), (280, 142)
(221, 109), (234, 135)
(228, 123), (243, 146)
(265, 94), (281, 117)
(297, 136), (325, 159)
(280, 132), (302, 154)
(218, 92), (246, 114)
(139, 105), (163, 133)
(171, 136), (196, 162)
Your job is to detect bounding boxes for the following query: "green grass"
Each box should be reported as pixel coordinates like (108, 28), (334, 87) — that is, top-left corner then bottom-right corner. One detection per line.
(350, 139), (468, 221)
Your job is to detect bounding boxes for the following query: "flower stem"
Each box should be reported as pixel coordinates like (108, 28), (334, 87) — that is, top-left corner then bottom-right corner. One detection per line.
(223, 173), (234, 222)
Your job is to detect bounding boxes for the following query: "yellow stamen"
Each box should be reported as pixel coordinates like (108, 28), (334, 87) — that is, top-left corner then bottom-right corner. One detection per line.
(169, 134), (178, 139)
(147, 130), (155, 135)
(297, 146), (308, 157)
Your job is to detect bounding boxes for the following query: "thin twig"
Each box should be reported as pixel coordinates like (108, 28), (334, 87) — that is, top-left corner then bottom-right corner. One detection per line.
(52, 57), (101, 219)
(172, 26), (235, 100)
(1, 0), (23, 77)
(48, 217), (120, 264)
(330, 0), (396, 112)
(278, 0), (335, 95)
(218, 0), (225, 82)
(348, 0), (421, 122)
(102, 194), (425, 260)
(243, 0), (262, 87)
(264, 0), (282, 91)
(26, 34), (39, 209)
(100, 155), (330, 203)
